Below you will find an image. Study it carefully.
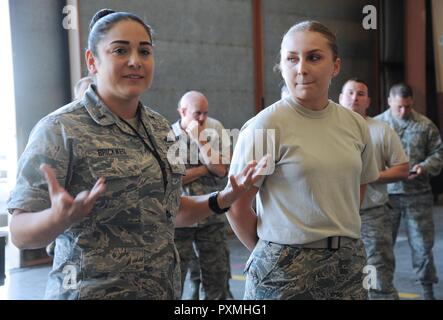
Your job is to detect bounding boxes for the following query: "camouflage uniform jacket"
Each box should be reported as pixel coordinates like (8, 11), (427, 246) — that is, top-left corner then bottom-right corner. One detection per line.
(376, 109), (443, 194)
(7, 85), (185, 299)
(171, 119), (228, 226)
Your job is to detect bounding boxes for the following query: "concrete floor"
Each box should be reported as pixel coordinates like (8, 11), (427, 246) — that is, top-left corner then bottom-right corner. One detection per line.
(1, 202), (443, 300)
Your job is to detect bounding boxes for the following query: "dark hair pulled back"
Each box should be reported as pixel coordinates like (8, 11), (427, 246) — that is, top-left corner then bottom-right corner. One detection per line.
(88, 8), (154, 56)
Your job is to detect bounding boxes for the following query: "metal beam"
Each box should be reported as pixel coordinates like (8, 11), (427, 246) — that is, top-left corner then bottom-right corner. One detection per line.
(252, 0), (264, 114)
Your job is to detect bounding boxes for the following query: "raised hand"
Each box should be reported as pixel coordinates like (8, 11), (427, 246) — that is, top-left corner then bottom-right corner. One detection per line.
(40, 164), (106, 227)
(220, 154), (271, 208)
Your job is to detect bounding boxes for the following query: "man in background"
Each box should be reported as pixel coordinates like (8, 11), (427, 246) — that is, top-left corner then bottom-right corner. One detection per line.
(376, 83), (443, 300)
(340, 78), (409, 299)
(172, 91), (232, 299)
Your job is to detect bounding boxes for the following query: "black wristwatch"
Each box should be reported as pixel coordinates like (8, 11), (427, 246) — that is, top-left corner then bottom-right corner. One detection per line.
(208, 191), (230, 215)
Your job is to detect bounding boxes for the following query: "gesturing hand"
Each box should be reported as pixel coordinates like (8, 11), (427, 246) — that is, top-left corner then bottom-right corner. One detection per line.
(40, 164), (106, 227)
(220, 155), (271, 208)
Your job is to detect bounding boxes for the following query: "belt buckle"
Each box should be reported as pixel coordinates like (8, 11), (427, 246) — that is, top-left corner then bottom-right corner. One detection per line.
(327, 236), (341, 250)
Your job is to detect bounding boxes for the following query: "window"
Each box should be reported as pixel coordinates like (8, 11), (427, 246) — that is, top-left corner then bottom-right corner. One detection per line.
(0, 0), (20, 283)
(0, 0), (17, 214)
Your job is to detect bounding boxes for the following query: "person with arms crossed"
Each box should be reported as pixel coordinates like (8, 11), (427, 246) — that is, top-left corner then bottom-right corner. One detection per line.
(172, 90), (232, 299)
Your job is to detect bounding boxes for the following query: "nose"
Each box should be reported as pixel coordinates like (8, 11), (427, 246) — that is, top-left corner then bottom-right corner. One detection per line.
(128, 52), (141, 69)
(400, 108), (406, 117)
(296, 58), (307, 75)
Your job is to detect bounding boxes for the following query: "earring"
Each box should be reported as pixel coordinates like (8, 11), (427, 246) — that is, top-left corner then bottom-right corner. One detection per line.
(89, 65), (97, 74)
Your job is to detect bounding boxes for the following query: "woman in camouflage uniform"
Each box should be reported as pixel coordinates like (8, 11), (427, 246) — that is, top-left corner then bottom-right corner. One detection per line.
(7, 9), (262, 300)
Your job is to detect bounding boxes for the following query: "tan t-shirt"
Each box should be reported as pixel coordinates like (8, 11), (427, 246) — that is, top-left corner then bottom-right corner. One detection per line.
(229, 97), (379, 244)
(362, 117), (408, 209)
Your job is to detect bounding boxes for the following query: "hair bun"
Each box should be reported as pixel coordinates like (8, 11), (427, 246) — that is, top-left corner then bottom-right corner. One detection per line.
(89, 8), (116, 30)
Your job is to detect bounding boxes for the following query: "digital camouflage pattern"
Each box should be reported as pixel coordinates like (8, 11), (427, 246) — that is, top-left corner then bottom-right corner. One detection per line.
(358, 118), (407, 299)
(174, 223), (229, 299)
(171, 119), (230, 299)
(243, 239), (368, 300)
(376, 109), (442, 287)
(183, 239), (234, 300)
(172, 119), (228, 225)
(389, 193), (438, 285)
(7, 85), (185, 299)
(376, 109), (443, 194)
(360, 205), (398, 299)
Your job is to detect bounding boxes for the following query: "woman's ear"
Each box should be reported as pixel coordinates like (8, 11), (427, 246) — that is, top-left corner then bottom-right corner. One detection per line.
(85, 50), (98, 74)
(332, 58), (341, 78)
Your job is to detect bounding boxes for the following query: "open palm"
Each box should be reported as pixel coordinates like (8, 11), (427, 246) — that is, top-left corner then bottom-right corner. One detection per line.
(225, 154), (270, 203)
(40, 164), (106, 227)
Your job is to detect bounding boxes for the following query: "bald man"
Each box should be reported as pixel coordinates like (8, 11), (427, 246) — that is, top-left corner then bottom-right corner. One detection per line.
(172, 91), (232, 300)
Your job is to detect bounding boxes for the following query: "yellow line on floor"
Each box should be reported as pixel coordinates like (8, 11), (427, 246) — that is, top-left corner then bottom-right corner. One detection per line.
(399, 293), (420, 299)
(232, 274), (246, 281)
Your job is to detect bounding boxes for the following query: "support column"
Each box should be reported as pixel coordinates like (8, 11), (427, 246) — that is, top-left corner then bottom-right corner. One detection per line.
(405, 0), (427, 114)
(431, 0), (443, 133)
(252, 0), (264, 114)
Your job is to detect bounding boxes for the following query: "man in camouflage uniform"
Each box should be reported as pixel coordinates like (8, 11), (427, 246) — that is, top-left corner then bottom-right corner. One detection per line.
(340, 78), (409, 299)
(7, 85), (185, 299)
(172, 91), (231, 300)
(376, 83), (443, 300)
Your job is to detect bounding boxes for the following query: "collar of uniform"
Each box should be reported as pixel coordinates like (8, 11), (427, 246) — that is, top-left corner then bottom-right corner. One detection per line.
(82, 84), (119, 126)
(409, 109), (418, 122)
(389, 108), (416, 127)
(138, 105), (160, 135)
(171, 120), (187, 139)
(82, 84), (148, 137)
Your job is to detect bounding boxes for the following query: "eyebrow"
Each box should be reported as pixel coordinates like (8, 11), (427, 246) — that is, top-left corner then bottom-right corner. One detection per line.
(287, 49), (324, 54)
(109, 40), (153, 46)
(347, 89), (366, 93)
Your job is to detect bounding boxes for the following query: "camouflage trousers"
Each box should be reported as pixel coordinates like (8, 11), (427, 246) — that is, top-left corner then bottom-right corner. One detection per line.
(188, 244), (233, 282)
(389, 193), (438, 285)
(243, 238), (368, 300)
(360, 205), (398, 299)
(174, 222), (230, 299)
(188, 250), (200, 283)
